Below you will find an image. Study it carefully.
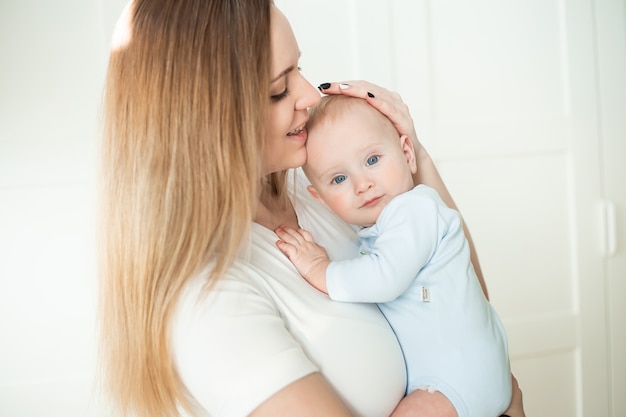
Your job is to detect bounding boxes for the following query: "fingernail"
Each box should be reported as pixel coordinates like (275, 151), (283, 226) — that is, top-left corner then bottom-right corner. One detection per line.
(339, 83), (349, 89)
(367, 92), (375, 98)
(318, 82), (331, 90)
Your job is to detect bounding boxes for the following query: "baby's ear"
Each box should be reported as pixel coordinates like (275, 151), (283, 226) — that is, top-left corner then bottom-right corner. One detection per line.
(400, 134), (418, 174)
(307, 185), (328, 206)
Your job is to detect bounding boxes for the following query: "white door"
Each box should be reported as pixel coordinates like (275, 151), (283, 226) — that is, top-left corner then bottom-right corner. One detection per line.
(595, 0), (626, 415)
(278, 0), (623, 415)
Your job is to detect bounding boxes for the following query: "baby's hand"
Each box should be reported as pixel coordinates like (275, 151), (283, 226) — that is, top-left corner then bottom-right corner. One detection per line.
(275, 225), (330, 293)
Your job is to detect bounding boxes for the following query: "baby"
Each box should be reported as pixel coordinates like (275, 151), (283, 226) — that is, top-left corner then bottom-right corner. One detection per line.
(275, 95), (512, 417)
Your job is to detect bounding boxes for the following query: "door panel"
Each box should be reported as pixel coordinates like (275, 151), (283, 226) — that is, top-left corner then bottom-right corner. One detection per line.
(594, 0), (626, 415)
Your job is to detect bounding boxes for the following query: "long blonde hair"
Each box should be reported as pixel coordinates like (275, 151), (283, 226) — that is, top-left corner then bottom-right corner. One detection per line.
(99, 0), (273, 415)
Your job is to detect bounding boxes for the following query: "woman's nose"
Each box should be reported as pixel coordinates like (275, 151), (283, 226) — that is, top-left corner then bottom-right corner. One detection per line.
(295, 73), (321, 110)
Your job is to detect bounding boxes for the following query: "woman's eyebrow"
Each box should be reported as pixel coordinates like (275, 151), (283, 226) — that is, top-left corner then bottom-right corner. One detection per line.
(271, 51), (302, 82)
(271, 65), (294, 83)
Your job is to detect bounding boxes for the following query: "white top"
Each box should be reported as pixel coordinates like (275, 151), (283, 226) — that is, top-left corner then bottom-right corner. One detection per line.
(172, 169), (407, 417)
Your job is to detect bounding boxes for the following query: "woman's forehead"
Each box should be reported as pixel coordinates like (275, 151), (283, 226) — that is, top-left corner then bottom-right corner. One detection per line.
(270, 6), (299, 76)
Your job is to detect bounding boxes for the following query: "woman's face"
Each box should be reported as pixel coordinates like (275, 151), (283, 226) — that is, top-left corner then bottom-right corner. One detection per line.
(263, 6), (321, 175)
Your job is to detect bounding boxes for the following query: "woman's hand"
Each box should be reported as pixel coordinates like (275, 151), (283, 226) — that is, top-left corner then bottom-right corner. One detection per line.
(389, 375), (525, 417)
(390, 389), (457, 417)
(500, 374), (526, 417)
(318, 81), (422, 157)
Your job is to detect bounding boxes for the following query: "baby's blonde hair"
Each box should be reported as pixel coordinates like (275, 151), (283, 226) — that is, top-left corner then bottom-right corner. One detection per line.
(305, 95), (399, 176)
(307, 94), (395, 130)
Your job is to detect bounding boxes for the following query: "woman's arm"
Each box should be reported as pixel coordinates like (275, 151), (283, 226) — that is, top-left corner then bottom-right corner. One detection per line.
(251, 373), (523, 417)
(250, 372), (465, 417)
(318, 81), (488, 299)
(250, 373), (353, 417)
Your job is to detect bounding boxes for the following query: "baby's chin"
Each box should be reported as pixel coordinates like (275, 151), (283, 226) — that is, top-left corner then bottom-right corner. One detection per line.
(348, 216), (377, 229)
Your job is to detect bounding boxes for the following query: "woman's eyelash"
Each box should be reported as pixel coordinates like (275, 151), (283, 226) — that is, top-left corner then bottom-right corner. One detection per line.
(271, 88), (290, 102)
(270, 67), (300, 102)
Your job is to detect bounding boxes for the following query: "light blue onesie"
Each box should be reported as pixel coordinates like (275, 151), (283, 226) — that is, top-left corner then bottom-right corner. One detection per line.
(326, 185), (512, 417)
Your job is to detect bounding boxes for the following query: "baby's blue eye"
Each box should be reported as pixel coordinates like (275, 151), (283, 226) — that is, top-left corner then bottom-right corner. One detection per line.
(332, 175), (347, 185)
(366, 155), (380, 166)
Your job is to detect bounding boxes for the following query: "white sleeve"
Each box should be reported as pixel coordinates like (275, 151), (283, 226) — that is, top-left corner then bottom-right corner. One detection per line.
(327, 189), (441, 303)
(172, 270), (318, 417)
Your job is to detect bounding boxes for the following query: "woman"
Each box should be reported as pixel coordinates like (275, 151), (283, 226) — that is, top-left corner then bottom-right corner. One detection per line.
(99, 1), (524, 416)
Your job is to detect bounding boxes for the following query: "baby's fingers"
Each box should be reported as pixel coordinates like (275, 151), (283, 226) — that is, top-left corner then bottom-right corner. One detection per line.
(275, 225), (298, 243)
(298, 228), (315, 242)
(275, 225), (314, 244)
(275, 239), (297, 259)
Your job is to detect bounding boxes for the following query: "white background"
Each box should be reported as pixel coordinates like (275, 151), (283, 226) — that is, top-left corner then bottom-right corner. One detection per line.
(1, 0), (624, 416)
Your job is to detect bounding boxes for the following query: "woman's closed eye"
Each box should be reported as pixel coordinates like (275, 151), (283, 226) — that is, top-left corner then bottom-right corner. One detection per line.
(271, 88), (289, 102)
(331, 174), (347, 185)
(270, 67), (302, 102)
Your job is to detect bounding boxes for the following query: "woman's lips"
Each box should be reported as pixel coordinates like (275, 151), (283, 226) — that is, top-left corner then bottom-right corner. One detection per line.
(287, 126), (307, 143)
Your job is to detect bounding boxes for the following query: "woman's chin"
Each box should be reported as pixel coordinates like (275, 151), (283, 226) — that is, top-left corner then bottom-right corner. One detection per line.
(285, 150), (308, 170)
(263, 154), (307, 175)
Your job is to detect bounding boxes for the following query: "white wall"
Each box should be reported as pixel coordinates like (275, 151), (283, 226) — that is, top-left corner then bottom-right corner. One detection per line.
(1, 1), (623, 416)
(0, 0), (111, 415)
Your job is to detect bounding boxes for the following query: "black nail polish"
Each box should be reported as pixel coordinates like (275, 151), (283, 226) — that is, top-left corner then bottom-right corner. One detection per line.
(318, 82), (331, 90)
(367, 92), (375, 98)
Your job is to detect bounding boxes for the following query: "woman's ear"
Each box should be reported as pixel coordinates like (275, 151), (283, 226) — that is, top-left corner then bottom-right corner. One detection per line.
(307, 185), (328, 207)
(400, 134), (418, 174)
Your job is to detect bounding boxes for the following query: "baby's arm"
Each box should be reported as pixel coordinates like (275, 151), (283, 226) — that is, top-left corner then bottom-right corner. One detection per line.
(275, 225), (331, 294)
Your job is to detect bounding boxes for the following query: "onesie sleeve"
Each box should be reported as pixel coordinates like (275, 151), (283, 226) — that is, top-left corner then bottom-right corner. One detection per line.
(327, 188), (442, 303)
(172, 270), (318, 417)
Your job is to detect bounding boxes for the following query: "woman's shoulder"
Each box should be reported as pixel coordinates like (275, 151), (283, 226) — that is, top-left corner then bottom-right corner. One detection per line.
(171, 262), (318, 417)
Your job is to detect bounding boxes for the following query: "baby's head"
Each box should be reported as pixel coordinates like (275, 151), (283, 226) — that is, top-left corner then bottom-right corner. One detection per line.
(304, 95), (417, 227)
